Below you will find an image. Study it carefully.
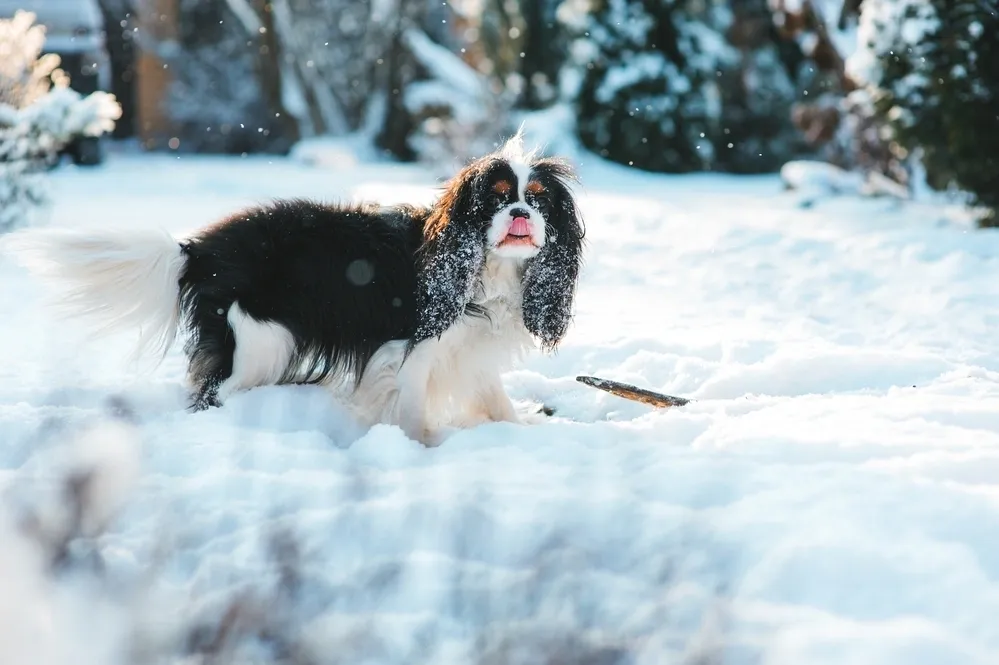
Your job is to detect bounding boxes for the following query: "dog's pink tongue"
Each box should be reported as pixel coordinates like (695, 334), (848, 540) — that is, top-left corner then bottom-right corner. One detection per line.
(510, 216), (531, 236)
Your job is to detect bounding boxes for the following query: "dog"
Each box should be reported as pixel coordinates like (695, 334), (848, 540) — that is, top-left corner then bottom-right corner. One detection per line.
(3, 133), (585, 446)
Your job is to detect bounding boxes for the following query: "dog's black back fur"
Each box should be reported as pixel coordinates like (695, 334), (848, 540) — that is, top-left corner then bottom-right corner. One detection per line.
(178, 199), (428, 407)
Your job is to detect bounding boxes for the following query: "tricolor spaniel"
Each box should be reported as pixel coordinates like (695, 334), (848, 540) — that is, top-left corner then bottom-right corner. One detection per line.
(4, 133), (585, 445)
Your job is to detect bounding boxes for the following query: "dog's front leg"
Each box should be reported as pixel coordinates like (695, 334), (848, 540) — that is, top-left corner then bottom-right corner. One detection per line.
(479, 373), (521, 424)
(394, 343), (443, 446)
(396, 372), (431, 445)
(479, 372), (556, 426)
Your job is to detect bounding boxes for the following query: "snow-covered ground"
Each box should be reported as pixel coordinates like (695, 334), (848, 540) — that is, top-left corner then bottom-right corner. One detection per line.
(2, 143), (999, 664)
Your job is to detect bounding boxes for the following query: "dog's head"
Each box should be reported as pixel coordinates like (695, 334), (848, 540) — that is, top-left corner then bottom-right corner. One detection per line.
(414, 131), (585, 351)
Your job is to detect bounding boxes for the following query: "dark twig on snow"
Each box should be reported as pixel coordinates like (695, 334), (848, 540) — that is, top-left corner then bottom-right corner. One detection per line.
(576, 376), (690, 409)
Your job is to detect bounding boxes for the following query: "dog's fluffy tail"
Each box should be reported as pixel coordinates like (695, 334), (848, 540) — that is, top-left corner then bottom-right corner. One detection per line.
(2, 226), (188, 368)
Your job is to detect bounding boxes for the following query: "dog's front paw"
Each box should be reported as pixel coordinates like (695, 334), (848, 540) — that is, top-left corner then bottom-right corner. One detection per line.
(516, 403), (556, 425)
(421, 426), (459, 448)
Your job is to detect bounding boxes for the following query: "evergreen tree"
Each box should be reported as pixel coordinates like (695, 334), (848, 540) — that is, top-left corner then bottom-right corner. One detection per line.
(713, 0), (806, 173)
(281, 0), (390, 134)
(163, 0), (395, 154)
(564, 0), (809, 174)
(565, 0), (735, 173)
(851, 0), (999, 223)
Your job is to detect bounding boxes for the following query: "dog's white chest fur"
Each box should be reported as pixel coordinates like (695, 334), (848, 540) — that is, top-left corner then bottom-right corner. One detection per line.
(467, 255), (533, 344)
(433, 255), (535, 382)
(349, 255), (535, 444)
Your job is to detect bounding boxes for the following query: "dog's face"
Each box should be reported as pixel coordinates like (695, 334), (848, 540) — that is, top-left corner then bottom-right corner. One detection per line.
(414, 133), (585, 351)
(422, 137), (582, 263)
(476, 158), (562, 260)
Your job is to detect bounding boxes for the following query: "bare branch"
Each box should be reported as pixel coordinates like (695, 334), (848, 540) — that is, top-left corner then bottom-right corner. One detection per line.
(576, 375), (690, 409)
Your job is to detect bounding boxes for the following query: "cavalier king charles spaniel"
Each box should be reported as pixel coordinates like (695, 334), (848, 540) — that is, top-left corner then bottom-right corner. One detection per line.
(4, 132), (585, 446)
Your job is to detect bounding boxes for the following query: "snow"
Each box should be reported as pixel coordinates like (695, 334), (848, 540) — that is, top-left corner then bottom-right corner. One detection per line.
(780, 160), (909, 202)
(846, 0), (940, 87)
(2, 145), (999, 663)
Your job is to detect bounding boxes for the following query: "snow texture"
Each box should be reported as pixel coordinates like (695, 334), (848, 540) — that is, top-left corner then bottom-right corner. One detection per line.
(1, 144), (999, 664)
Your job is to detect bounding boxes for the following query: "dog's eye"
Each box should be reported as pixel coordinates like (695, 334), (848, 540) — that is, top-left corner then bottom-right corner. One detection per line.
(528, 192), (550, 210)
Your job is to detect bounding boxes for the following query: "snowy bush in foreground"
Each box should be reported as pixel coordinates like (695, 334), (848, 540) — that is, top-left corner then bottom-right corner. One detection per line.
(847, 0), (999, 223)
(0, 11), (121, 233)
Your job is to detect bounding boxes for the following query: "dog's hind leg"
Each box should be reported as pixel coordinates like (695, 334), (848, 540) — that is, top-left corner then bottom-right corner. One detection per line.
(213, 302), (297, 403)
(182, 297), (237, 411)
(191, 376), (225, 411)
(185, 332), (235, 412)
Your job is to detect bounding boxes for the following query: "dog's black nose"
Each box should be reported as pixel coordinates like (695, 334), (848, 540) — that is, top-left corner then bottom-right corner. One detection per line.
(510, 208), (530, 218)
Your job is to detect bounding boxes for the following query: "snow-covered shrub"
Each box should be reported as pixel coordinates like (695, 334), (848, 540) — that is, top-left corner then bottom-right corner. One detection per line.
(847, 0), (999, 223)
(564, 0), (810, 174)
(0, 11), (62, 108)
(403, 28), (516, 173)
(0, 11), (121, 232)
(282, 0), (387, 131)
(159, 0), (402, 154)
(712, 0), (808, 173)
(564, 0), (738, 173)
(159, 0), (295, 154)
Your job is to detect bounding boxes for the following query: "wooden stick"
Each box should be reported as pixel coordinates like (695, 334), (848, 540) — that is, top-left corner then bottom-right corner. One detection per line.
(576, 375), (690, 409)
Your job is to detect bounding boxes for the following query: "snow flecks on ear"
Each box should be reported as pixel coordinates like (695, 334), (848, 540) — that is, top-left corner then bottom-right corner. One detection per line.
(412, 223), (486, 345)
(522, 237), (579, 351)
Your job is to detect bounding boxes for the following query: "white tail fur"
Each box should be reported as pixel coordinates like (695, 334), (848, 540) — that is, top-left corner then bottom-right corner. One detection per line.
(1, 227), (187, 368)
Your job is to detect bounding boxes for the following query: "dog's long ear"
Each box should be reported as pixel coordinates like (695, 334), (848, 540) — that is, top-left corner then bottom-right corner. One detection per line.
(522, 161), (585, 352)
(410, 166), (485, 348)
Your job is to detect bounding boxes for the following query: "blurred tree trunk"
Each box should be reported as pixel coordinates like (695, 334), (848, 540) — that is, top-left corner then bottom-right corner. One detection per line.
(251, 0), (300, 145)
(518, 0), (561, 109)
(374, 0), (424, 161)
(96, 0), (137, 138)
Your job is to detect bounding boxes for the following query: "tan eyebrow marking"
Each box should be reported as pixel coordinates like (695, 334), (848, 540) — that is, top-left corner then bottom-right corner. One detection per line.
(492, 180), (512, 195)
(526, 180), (546, 195)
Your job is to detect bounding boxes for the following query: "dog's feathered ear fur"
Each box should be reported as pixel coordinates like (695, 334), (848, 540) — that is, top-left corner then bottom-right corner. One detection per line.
(410, 165), (485, 348)
(522, 159), (585, 352)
